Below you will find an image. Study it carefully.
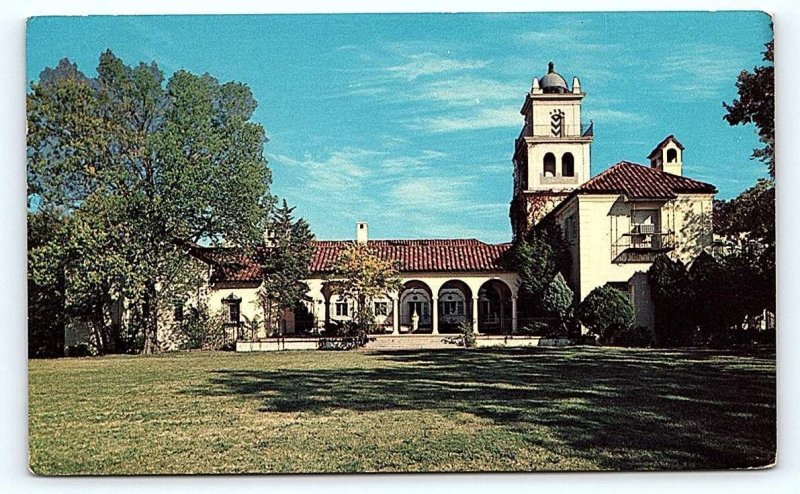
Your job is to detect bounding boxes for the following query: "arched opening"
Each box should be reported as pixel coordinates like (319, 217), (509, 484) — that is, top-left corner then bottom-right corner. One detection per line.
(437, 280), (473, 334)
(543, 152), (556, 177)
(666, 148), (678, 163)
(477, 280), (513, 335)
(562, 152), (575, 177)
(399, 280), (433, 333)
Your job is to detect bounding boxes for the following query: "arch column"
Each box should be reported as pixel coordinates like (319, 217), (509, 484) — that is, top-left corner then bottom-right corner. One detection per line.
(511, 296), (518, 333)
(432, 297), (439, 335)
(472, 296), (479, 334)
(392, 295), (399, 335)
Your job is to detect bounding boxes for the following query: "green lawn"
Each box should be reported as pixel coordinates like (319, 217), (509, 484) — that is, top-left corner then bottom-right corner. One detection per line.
(28, 346), (776, 474)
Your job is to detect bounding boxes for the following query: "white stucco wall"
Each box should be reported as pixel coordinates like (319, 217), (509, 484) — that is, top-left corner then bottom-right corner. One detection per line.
(525, 140), (591, 191)
(554, 191), (714, 330)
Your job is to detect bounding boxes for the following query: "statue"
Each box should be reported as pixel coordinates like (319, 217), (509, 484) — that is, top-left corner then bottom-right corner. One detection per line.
(411, 307), (419, 333)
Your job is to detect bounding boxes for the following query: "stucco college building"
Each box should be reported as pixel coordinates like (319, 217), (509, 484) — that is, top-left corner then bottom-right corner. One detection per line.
(202, 62), (717, 340)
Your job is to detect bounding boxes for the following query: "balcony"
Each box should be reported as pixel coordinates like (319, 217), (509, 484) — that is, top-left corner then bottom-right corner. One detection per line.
(612, 226), (675, 263)
(539, 173), (580, 186)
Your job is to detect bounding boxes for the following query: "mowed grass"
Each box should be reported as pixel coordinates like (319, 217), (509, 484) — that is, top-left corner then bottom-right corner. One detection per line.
(28, 346), (775, 475)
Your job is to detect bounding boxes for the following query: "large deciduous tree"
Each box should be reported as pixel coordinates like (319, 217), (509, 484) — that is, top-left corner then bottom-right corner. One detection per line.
(723, 40), (774, 177)
(27, 51), (274, 353)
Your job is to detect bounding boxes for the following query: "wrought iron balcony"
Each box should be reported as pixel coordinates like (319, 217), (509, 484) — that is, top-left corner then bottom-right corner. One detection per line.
(612, 228), (675, 263)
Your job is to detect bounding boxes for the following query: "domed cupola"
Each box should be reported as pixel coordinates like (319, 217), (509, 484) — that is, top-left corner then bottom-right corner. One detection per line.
(540, 61), (568, 94)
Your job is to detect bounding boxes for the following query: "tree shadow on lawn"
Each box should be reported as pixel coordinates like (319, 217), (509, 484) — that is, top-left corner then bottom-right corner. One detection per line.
(184, 347), (775, 471)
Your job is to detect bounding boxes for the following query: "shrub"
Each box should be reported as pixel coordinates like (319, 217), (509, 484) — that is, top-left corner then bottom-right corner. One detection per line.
(579, 285), (634, 344)
(541, 272), (574, 337)
(610, 325), (652, 348)
(519, 320), (550, 336)
(459, 320), (477, 348)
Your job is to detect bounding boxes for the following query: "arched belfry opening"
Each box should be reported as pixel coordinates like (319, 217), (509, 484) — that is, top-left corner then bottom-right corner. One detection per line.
(666, 148), (678, 163)
(543, 152), (556, 177)
(562, 152), (575, 177)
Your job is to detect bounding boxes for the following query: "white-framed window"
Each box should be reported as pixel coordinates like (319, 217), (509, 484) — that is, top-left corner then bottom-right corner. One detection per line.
(441, 301), (465, 316)
(374, 301), (388, 316)
(222, 294), (242, 324)
(335, 300), (348, 317)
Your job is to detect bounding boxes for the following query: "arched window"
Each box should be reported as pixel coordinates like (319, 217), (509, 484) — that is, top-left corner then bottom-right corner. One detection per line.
(666, 148), (678, 163)
(543, 152), (556, 177)
(562, 152), (575, 177)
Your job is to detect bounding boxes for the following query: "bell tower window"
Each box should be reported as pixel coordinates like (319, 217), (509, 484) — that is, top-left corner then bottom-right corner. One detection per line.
(543, 152), (556, 177)
(562, 152), (575, 177)
(666, 148), (678, 163)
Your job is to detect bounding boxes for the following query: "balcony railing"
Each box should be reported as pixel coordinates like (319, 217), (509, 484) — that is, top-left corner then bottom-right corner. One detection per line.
(612, 229), (675, 263)
(519, 123), (594, 139)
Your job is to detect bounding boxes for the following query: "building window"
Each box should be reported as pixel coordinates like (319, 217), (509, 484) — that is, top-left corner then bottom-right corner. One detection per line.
(173, 303), (184, 322)
(441, 300), (465, 316)
(562, 152), (575, 177)
(222, 294), (242, 324)
(408, 301), (429, 319)
(374, 301), (388, 316)
(543, 152), (556, 177)
(667, 148), (678, 163)
(335, 300), (349, 317)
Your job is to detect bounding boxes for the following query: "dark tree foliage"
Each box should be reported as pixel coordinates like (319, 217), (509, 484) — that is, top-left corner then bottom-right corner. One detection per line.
(541, 272), (574, 336)
(713, 179), (775, 244)
(514, 216), (571, 303)
(723, 40), (774, 176)
(647, 255), (697, 347)
(688, 251), (729, 339)
(578, 285), (634, 344)
(27, 51), (274, 354)
(258, 200), (315, 335)
(28, 212), (66, 357)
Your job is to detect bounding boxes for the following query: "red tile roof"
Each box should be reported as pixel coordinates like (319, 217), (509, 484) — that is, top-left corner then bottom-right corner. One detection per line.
(577, 161), (716, 199)
(192, 239), (515, 283)
(310, 239), (513, 274)
(190, 246), (268, 284)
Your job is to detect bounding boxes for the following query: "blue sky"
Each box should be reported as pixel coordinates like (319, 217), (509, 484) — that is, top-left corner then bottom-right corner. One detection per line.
(26, 12), (772, 243)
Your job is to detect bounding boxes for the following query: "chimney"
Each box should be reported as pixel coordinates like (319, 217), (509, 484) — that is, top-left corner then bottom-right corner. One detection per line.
(356, 221), (368, 244)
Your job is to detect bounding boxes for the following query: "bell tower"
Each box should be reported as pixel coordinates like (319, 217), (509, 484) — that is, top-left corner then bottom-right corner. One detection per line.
(510, 62), (594, 240)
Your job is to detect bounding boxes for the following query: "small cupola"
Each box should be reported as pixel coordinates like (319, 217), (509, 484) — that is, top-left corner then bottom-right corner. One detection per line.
(356, 221), (368, 244)
(648, 135), (685, 176)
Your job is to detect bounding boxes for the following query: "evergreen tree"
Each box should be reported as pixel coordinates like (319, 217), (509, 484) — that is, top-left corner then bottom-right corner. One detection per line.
(258, 200), (315, 335)
(541, 272), (574, 336)
(514, 217), (571, 301)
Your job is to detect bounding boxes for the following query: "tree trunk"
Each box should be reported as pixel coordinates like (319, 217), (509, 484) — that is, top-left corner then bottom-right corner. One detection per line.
(142, 280), (159, 354)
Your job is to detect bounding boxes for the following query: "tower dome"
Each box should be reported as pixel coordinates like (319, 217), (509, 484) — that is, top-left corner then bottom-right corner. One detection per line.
(540, 61), (568, 93)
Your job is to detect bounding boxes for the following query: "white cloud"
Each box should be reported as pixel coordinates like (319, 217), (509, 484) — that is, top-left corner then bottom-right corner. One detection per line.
(271, 146), (511, 242)
(417, 77), (520, 106)
(384, 52), (487, 80)
(647, 45), (743, 99)
(414, 107), (522, 133)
